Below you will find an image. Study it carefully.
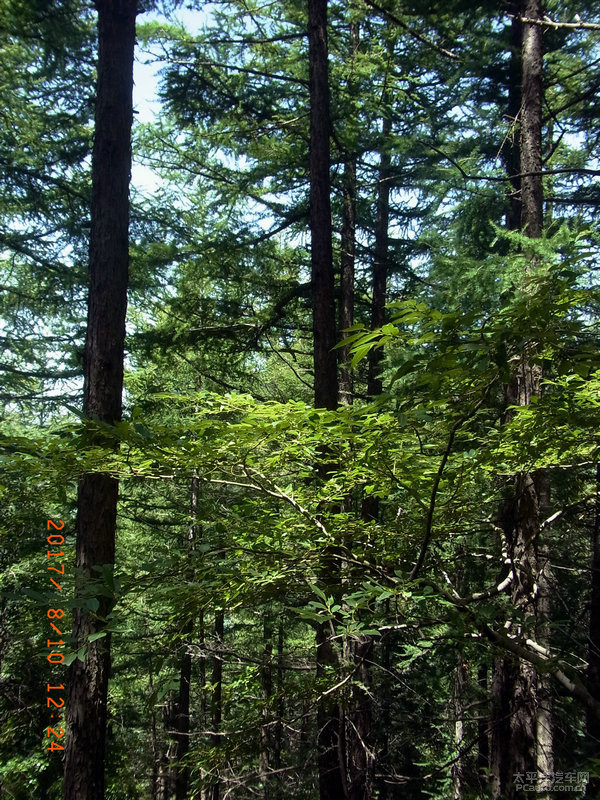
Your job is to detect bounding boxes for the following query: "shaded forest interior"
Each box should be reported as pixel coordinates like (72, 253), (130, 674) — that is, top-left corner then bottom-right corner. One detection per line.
(1, 0), (600, 798)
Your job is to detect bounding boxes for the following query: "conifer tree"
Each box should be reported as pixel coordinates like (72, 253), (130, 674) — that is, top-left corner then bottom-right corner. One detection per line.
(63, 2), (137, 798)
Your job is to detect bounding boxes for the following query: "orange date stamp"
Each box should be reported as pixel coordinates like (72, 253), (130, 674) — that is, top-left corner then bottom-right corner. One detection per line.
(45, 519), (66, 752)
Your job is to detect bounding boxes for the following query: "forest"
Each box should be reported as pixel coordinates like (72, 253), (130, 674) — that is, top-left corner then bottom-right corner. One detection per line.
(1, 0), (600, 798)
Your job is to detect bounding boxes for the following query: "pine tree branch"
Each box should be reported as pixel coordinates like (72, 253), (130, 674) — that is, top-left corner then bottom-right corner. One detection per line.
(513, 14), (600, 31)
(362, 0), (460, 60)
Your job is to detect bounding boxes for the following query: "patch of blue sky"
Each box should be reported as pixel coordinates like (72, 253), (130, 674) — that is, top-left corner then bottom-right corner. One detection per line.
(132, 6), (216, 195)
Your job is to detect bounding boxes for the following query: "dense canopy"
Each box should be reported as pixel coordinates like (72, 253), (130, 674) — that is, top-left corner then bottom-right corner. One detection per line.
(1, 1), (600, 799)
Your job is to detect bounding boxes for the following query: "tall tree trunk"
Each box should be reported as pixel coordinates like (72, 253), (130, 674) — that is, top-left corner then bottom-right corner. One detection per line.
(362, 102), (391, 520)
(338, 17), (359, 406)
(451, 657), (468, 800)
(149, 642), (167, 800)
(586, 463), (600, 796)
(339, 159), (356, 406)
(536, 475), (554, 795)
(519, 0), (543, 241)
(63, 3), (136, 799)
(518, 0), (550, 791)
(173, 631), (192, 800)
(353, 100), (392, 797)
(198, 609), (207, 800)
(308, 0), (337, 413)
(492, 2), (548, 797)
(210, 610), (225, 800)
(490, 12), (522, 797)
(173, 644), (192, 800)
(260, 614), (274, 799)
(347, 635), (375, 800)
(376, 626), (392, 799)
(274, 615), (284, 794)
(366, 113), (391, 399)
(308, 2), (345, 798)
(477, 664), (489, 792)
(502, 6), (522, 232)
(173, 476), (199, 800)
(316, 622), (347, 800)
(337, 17), (375, 798)
(490, 654), (514, 798)
(150, 706), (163, 800)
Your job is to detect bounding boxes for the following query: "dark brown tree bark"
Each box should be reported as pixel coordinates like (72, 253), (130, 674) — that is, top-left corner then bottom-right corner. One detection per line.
(173, 631), (192, 800)
(338, 20), (375, 796)
(198, 608), (207, 798)
(149, 640), (168, 800)
(451, 657), (468, 800)
(308, 0), (337, 413)
(490, 655), (515, 798)
(519, 0), (543, 240)
(150, 702), (163, 800)
(366, 113), (391, 399)
(505, 475), (539, 791)
(308, 2), (346, 798)
(210, 609), (225, 800)
(361, 110), (392, 526)
(477, 664), (489, 787)
(586, 464), (600, 796)
(355, 118), (392, 779)
(490, 14), (523, 796)
(376, 629), (392, 799)
(173, 476), (199, 800)
(63, 3), (136, 799)
(315, 621), (347, 800)
(260, 615), (274, 799)
(347, 635), (375, 800)
(338, 18), (359, 406)
(339, 159), (356, 406)
(501, 6), (523, 232)
(491, 3), (548, 797)
(274, 615), (284, 786)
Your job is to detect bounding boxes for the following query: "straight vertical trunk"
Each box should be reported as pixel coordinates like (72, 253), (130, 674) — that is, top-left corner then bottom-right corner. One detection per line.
(174, 475), (199, 800)
(347, 636), (375, 800)
(338, 18), (374, 796)
(149, 645), (167, 800)
(308, 2), (345, 797)
(376, 625), (393, 799)
(490, 13), (522, 797)
(357, 107), (392, 789)
(63, 3), (136, 799)
(338, 17), (359, 406)
(316, 622), (346, 800)
(274, 616), (284, 786)
(198, 608), (207, 799)
(173, 631), (192, 800)
(477, 664), (489, 788)
(367, 114), (391, 399)
(150, 706), (163, 800)
(586, 464), (600, 796)
(502, 7), (522, 232)
(451, 658), (468, 800)
(490, 655), (514, 798)
(210, 610), (225, 800)
(536, 475), (553, 794)
(308, 0), (337, 413)
(339, 158), (356, 405)
(362, 106), (392, 514)
(492, 2), (548, 796)
(260, 615), (274, 799)
(520, 0), (543, 240)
